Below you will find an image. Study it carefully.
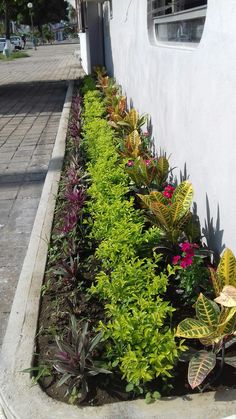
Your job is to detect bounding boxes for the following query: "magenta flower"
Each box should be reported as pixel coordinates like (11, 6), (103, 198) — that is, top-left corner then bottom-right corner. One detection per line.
(172, 255), (181, 265)
(145, 159), (152, 166)
(127, 160), (134, 167)
(179, 242), (192, 253)
(180, 256), (193, 269)
(163, 185), (175, 200)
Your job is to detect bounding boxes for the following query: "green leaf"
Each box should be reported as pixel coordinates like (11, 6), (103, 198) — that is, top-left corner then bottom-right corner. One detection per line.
(209, 267), (222, 297)
(217, 248), (236, 288)
(218, 307), (236, 336)
(150, 201), (171, 230)
(157, 156), (169, 183)
(125, 130), (141, 157)
(170, 201), (187, 225)
(172, 181), (193, 216)
(88, 331), (103, 354)
(125, 108), (139, 130)
(57, 372), (71, 387)
(195, 293), (219, 328)
(188, 351), (216, 389)
(126, 383), (134, 392)
(175, 318), (214, 339)
(153, 391), (161, 400)
(145, 392), (152, 404)
(112, 359), (119, 367)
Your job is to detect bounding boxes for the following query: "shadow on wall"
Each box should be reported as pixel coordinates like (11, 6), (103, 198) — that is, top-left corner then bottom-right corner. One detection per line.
(202, 195), (225, 263)
(178, 163), (225, 259)
(110, 82), (226, 259)
(103, 2), (114, 76)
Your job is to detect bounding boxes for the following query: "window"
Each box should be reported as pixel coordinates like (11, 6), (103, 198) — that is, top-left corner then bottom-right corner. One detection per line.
(151, 0), (207, 44)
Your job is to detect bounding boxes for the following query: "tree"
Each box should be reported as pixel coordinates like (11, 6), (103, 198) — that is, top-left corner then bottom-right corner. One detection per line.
(0, 0), (69, 35)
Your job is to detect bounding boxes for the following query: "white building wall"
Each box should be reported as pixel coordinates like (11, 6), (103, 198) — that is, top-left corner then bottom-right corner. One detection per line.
(103, 0), (236, 255)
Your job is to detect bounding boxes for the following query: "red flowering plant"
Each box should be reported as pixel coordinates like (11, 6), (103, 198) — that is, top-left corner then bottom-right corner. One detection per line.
(163, 184), (175, 202)
(172, 242), (199, 269)
(138, 181), (204, 276)
(172, 241), (212, 304)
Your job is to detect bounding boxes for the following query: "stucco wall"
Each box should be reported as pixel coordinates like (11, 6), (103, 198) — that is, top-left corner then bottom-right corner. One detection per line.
(103, 0), (236, 254)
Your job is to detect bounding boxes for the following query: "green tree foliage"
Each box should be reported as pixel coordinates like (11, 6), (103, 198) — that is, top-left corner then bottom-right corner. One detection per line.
(0, 0), (68, 34)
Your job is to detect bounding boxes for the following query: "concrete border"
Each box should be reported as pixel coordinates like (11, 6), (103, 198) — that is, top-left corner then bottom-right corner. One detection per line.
(0, 83), (236, 419)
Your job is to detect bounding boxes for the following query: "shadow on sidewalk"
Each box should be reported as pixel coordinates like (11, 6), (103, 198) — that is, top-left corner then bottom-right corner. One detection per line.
(0, 81), (68, 116)
(0, 156), (64, 185)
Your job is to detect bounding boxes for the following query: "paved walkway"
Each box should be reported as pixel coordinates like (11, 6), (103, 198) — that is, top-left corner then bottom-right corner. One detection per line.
(0, 43), (84, 347)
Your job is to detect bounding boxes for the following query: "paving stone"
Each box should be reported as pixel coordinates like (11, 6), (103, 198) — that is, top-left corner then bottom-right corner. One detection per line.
(0, 184), (19, 200)
(0, 153), (14, 162)
(0, 41), (83, 355)
(17, 181), (43, 199)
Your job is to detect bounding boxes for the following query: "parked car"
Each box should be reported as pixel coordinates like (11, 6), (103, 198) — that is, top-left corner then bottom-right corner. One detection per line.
(10, 36), (23, 50)
(0, 37), (15, 53)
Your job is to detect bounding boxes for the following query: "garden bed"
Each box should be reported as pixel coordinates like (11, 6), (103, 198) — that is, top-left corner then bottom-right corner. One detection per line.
(31, 70), (236, 408)
(1, 75), (235, 419)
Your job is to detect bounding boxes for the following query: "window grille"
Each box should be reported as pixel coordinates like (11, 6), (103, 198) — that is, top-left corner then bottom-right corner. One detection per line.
(151, 0), (207, 44)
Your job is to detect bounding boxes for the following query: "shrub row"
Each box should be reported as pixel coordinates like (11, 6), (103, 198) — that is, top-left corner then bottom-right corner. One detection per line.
(82, 88), (185, 391)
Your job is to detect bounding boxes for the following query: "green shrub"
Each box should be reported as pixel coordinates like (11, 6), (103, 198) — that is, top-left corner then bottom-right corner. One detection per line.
(82, 88), (185, 392)
(81, 75), (97, 95)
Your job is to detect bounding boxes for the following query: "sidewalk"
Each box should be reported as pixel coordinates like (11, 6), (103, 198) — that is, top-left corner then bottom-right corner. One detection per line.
(0, 43), (84, 348)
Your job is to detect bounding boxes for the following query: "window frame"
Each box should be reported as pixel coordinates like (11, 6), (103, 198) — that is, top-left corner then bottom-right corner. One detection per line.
(149, 0), (207, 46)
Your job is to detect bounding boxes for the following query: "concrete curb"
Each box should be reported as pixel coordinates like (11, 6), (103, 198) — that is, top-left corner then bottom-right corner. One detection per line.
(0, 83), (236, 419)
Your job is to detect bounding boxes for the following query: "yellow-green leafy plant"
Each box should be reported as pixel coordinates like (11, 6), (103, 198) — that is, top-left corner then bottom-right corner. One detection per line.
(176, 248), (236, 390)
(82, 88), (185, 395)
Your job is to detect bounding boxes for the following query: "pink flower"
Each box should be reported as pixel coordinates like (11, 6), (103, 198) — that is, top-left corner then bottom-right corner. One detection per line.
(179, 242), (199, 257)
(127, 160), (134, 167)
(143, 132), (149, 137)
(145, 159), (152, 166)
(163, 185), (175, 200)
(172, 255), (181, 265)
(180, 256), (193, 269)
(179, 242), (192, 253)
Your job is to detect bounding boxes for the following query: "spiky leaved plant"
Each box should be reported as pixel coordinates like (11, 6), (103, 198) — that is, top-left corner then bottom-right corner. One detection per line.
(50, 316), (111, 402)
